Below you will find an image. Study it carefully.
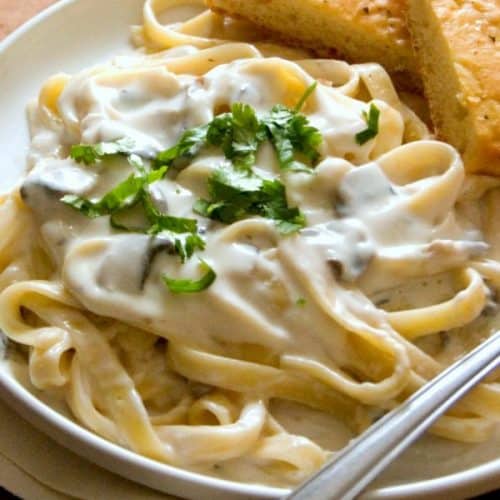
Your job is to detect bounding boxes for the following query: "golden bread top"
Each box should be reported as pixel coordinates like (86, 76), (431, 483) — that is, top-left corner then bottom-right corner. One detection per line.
(447, 0), (500, 170)
(408, 0), (500, 174)
(327, 0), (410, 46)
(206, 0), (419, 85)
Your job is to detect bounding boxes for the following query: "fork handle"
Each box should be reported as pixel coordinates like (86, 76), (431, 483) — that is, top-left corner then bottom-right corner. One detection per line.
(287, 331), (500, 500)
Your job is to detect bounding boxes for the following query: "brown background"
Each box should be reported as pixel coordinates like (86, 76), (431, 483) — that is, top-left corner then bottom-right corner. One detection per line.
(0, 0), (58, 40)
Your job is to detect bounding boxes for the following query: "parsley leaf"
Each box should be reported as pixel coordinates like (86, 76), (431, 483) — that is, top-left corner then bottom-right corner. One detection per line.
(355, 103), (380, 145)
(163, 260), (216, 294)
(194, 164), (305, 234)
(70, 138), (136, 165)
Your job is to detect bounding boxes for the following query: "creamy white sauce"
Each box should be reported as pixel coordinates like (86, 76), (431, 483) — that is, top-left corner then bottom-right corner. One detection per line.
(21, 55), (489, 371)
(14, 47), (499, 486)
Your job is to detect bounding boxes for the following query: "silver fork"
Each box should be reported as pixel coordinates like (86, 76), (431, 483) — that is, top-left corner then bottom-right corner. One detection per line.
(287, 331), (500, 500)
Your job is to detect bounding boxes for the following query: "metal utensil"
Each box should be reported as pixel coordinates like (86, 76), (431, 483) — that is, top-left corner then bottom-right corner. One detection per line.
(287, 331), (500, 500)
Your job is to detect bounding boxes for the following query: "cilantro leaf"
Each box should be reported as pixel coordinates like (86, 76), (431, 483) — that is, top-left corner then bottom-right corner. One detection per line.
(262, 104), (322, 172)
(70, 138), (136, 165)
(60, 195), (103, 218)
(288, 113), (323, 164)
(262, 82), (321, 172)
(206, 113), (233, 156)
(294, 81), (318, 113)
(151, 86), (322, 174)
(172, 233), (206, 263)
(148, 215), (198, 236)
(209, 165), (263, 196)
(154, 106), (262, 173)
(62, 167), (204, 263)
(153, 125), (209, 170)
(194, 166), (262, 223)
(143, 193), (205, 262)
(163, 260), (216, 294)
(355, 103), (380, 145)
(259, 179), (306, 233)
(224, 102), (265, 169)
(71, 145), (100, 166)
(61, 167), (166, 218)
(143, 193), (198, 234)
(194, 165), (305, 234)
(207, 103), (265, 170)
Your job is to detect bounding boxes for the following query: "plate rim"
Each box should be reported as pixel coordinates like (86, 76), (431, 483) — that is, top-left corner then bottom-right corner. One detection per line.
(0, 0), (499, 498)
(0, 0), (76, 53)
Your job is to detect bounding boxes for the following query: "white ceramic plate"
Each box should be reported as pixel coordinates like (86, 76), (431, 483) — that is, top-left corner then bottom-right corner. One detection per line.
(0, 1), (499, 498)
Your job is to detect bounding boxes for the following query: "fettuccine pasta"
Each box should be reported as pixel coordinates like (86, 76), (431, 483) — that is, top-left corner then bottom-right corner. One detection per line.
(0, 0), (499, 488)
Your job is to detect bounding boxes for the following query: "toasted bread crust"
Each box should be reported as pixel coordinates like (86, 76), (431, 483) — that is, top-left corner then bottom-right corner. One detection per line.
(206, 0), (420, 88)
(408, 0), (500, 174)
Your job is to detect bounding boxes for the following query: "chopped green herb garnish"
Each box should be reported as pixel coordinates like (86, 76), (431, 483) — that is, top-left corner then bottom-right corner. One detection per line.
(355, 103), (380, 145)
(264, 82), (321, 172)
(296, 297), (307, 306)
(152, 83), (322, 173)
(153, 126), (208, 170)
(61, 167), (166, 218)
(258, 178), (306, 233)
(294, 81), (318, 113)
(163, 260), (216, 294)
(207, 103), (265, 170)
(194, 164), (305, 234)
(61, 166), (204, 263)
(70, 138), (136, 165)
(143, 194), (205, 262)
(64, 85), (320, 293)
(128, 153), (146, 171)
(148, 215), (199, 236)
(171, 233), (206, 263)
(154, 103), (265, 172)
(143, 194), (197, 234)
(262, 99), (322, 172)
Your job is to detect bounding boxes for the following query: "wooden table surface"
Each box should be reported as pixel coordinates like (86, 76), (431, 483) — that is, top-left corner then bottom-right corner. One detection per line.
(0, 0), (58, 40)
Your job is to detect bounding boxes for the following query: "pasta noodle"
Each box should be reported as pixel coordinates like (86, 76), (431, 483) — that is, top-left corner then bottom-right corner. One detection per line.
(0, 0), (499, 488)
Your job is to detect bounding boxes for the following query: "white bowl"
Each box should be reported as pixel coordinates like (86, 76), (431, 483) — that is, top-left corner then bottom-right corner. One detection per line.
(0, 1), (499, 498)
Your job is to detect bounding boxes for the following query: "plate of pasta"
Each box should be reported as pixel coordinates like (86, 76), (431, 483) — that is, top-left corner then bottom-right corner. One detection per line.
(0, 0), (499, 499)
